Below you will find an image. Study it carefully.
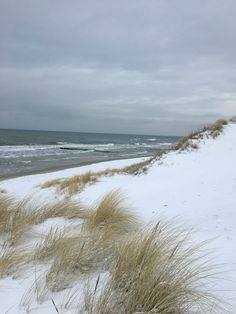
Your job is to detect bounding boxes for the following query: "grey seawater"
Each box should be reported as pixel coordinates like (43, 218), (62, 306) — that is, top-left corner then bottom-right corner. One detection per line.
(0, 129), (179, 178)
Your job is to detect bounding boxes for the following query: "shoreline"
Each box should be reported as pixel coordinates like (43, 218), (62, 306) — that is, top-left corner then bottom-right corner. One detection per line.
(0, 154), (152, 182)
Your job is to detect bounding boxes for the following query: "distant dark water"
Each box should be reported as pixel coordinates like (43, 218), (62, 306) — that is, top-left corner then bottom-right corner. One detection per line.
(0, 129), (179, 178)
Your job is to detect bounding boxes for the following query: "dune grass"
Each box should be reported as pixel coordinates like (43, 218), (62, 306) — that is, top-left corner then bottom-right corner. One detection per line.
(7, 199), (44, 246)
(0, 196), (11, 234)
(0, 195), (90, 247)
(0, 196), (33, 245)
(0, 242), (29, 278)
(33, 227), (67, 263)
(0, 196), (36, 245)
(84, 190), (138, 236)
(88, 223), (220, 314)
(41, 157), (154, 195)
(209, 119), (228, 139)
(41, 171), (98, 194)
(40, 199), (89, 221)
(44, 191), (138, 291)
(0, 191), (223, 312)
(45, 233), (106, 291)
(175, 119), (228, 151)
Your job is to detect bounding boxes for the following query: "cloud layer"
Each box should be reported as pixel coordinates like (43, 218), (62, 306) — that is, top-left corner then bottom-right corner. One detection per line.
(0, 0), (235, 135)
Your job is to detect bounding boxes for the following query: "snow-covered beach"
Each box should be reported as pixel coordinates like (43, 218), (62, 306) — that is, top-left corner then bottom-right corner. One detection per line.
(0, 120), (236, 313)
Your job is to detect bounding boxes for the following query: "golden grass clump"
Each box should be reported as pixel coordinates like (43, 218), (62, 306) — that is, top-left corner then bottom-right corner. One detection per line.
(40, 199), (89, 221)
(9, 199), (90, 245)
(121, 157), (154, 175)
(0, 242), (28, 278)
(175, 119), (228, 151)
(0, 196), (12, 234)
(175, 136), (190, 151)
(33, 227), (67, 262)
(45, 234), (108, 291)
(5, 199), (41, 246)
(60, 171), (98, 194)
(91, 223), (221, 314)
(44, 191), (138, 291)
(209, 119), (228, 139)
(41, 171), (98, 194)
(174, 129), (207, 151)
(38, 232), (99, 291)
(84, 190), (138, 237)
(44, 229), (123, 292)
(39, 178), (62, 189)
(0, 196), (37, 245)
(0, 195), (90, 246)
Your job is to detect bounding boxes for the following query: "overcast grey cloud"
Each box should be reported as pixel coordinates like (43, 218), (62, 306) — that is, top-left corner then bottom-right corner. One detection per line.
(0, 0), (235, 135)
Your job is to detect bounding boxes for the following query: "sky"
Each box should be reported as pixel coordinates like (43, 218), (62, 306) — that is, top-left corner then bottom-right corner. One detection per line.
(0, 0), (235, 135)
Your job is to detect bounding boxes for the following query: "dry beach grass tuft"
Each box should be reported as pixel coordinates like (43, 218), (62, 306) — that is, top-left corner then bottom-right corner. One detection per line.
(41, 157), (154, 195)
(175, 119), (228, 151)
(91, 223), (221, 314)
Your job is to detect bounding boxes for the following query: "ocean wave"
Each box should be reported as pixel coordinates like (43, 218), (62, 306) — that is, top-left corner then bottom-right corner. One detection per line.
(133, 142), (172, 148)
(0, 145), (60, 152)
(158, 142), (172, 146)
(19, 160), (32, 164)
(0, 143), (115, 152)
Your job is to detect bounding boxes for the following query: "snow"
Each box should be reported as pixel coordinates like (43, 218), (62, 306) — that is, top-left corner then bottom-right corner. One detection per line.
(0, 157), (147, 202)
(0, 123), (236, 313)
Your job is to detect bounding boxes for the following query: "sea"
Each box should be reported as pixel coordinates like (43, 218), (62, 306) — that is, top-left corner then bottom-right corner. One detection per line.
(0, 129), (179, 178)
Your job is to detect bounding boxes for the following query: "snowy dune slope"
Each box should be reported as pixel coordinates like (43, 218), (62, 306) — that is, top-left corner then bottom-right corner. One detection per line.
(0, 122), (236, 313)
(79, 122), (236, 309)
(81, 122), (236, 232)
